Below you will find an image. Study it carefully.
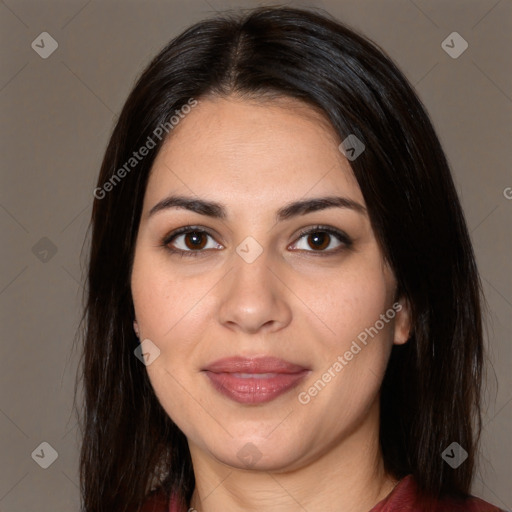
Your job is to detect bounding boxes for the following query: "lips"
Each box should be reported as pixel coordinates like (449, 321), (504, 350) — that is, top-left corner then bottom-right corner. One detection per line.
(202, 356), (310, 404)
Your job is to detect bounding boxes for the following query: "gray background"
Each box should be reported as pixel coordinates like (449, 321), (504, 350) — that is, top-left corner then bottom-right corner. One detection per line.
(1, 0), (510, 510)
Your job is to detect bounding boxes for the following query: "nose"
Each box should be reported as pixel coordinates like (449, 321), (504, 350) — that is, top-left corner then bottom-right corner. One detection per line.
(217, 249), (293, 335)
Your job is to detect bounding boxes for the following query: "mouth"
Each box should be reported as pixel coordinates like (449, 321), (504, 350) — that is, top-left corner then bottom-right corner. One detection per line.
(202, 356), (310, 404)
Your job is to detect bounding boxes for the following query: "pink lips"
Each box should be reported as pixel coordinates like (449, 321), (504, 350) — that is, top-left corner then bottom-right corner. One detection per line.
(202, 356), (310, 404)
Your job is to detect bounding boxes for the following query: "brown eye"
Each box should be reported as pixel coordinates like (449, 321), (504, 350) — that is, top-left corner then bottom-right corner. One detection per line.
(291, 226), (353, 254)
(306, 232), (331, 251)
(163, 227), (223, 257)
(183, 231), (208, 250)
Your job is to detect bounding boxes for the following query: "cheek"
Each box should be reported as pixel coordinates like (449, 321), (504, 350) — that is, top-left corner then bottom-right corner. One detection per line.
(294, 254), (396, 410)
(131, 253), (210, 432)
(299, 258), (394, 350)
(145, 362), (206, 446)
(131, 251), (210, 340)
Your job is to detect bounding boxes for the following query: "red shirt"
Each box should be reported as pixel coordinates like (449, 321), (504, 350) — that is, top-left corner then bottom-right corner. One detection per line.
(141, 474), (505, 511)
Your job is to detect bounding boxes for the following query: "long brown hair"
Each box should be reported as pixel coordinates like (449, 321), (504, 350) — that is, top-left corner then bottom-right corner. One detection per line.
(77, 6), (484, 511)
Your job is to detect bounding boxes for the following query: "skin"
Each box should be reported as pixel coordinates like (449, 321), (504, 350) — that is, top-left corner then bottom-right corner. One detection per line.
(131, 95), (411, 512)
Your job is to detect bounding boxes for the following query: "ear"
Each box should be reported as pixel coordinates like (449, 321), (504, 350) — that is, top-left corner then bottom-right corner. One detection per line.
(393, 297), (411, 346)
(133, 320), (140, 338)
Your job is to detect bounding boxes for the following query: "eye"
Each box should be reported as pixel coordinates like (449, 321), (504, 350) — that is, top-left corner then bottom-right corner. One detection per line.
(290, 225), (352, 254)
(162, 224), (352, 258)
(163, 227), (223, 257)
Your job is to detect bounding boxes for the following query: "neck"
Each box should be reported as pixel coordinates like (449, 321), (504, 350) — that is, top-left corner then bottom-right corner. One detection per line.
(187, 402), (398, 512)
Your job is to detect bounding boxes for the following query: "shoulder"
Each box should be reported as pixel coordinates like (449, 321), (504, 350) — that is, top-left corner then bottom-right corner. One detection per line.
(141, 487), (188, 512)
(142, 478), (505, 512)
(140, 488), (173, 512)
(370, 475), (506, 512)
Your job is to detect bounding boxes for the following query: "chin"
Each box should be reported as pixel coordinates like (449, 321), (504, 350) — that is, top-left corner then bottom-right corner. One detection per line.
(205, 433), (305, 472)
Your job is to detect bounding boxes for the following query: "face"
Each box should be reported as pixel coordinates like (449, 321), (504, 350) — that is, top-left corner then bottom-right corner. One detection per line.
(130, 95), (410, 472)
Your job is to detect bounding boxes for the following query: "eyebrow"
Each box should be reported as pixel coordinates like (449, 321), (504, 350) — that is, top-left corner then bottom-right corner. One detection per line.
(148, 194), (367, 222)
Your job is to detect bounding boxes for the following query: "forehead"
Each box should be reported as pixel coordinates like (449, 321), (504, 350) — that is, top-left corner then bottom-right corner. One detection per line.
(143, 96), (364, 212)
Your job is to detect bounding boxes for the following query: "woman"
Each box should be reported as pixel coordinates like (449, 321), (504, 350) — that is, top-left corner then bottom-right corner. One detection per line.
(78, 6), (505, 512)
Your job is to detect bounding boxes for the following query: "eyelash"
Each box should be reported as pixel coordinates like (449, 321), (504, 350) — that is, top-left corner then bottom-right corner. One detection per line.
(161, 225), (353, 258)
